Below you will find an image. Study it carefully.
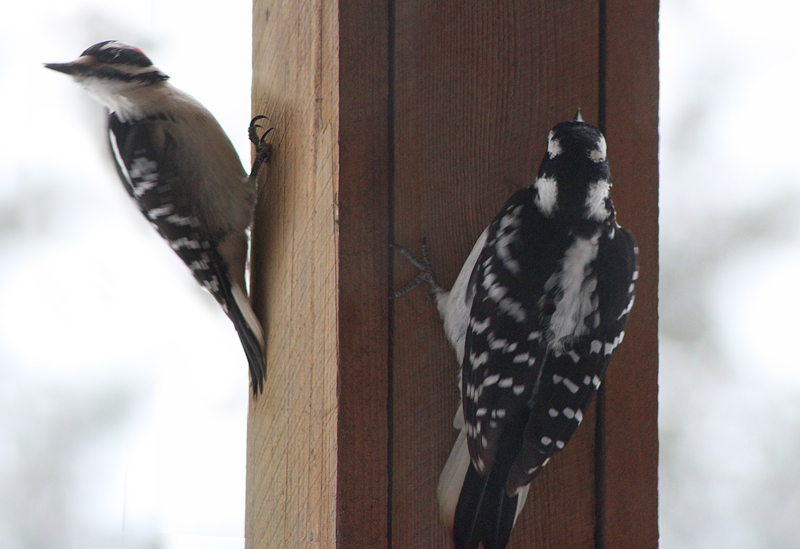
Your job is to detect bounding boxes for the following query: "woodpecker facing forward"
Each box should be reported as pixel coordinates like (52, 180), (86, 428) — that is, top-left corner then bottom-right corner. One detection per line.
(46, 41), (271, 396)
(395, 119), (638, 548)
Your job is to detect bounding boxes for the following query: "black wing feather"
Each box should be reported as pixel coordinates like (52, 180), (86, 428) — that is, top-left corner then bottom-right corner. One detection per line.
(108, 113), (265, 395)
(455, 188), (638, 547)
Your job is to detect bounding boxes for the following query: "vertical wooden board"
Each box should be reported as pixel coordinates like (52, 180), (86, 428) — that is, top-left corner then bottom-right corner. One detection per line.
(337, 0), (391, 547)
(601, 0), (660, 547)
(391, 1), (601, 547)
(247, 0), (339, 547)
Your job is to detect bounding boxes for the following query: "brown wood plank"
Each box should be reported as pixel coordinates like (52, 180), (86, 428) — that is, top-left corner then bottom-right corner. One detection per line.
(247, 0), (659, 545)
(601, 0), (660, 546)
(247, 0), (342, 547)
(336, 0), (391, 546)
(248, 0), (391, 547)
(391, 1), (603, 547)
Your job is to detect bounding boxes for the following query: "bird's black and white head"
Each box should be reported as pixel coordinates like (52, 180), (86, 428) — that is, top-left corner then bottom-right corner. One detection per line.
(45, 41), (169, 119)
(532, 120), (613, 224)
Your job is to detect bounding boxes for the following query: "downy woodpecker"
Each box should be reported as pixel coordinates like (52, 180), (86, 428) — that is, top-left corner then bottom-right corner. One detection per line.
(46, 41), (270, 396)
(394, 119), (638, 548)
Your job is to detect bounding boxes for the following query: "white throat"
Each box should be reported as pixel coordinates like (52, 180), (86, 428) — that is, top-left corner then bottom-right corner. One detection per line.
(79, 77), (168, 122)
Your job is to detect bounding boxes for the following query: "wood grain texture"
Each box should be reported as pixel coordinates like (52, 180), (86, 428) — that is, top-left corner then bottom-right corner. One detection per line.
(391, 2), (602, 548)
(601, 0), (660, 546)
(247, 0), (658, 546)
(336, 0), (391, 546)
(247, 0), (341, 546)
(248, 0), (390, 547)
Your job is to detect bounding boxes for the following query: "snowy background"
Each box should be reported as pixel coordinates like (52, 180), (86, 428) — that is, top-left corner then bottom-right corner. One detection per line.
(1, 0), (799, 547)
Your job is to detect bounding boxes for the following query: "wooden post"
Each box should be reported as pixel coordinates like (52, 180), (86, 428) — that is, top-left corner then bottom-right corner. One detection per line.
(246, 0), (658, 547)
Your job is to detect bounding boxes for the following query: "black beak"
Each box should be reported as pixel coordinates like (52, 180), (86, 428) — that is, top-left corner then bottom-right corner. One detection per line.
(44, 62), (81, 76)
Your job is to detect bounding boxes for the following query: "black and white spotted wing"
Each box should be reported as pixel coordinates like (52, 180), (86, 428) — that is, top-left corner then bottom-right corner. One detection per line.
(460, 187), (637, 493)
(107, 112), (265, 395)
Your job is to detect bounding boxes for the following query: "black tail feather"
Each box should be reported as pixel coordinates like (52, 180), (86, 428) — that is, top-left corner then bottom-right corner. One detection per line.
(453, 408), (529, 549)
(206, 251), (265, 397)
(454, 463), (520, 549)
(228, 301), (266, 397)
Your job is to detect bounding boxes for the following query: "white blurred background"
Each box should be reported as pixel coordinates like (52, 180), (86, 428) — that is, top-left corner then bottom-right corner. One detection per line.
(659, 0), (800, 547)
(0, 1), (252, 548)
(1, 0), (799, 547)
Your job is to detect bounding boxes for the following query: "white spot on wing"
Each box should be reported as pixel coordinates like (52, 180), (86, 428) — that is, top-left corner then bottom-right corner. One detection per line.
(470, 352), (489, 369)
(483, 374), (500, 386)
(147, 205), (174, 219)
(498, 377), (514, 388)
(563, 377), (579, 394)
(170, 237), (201, 250)
(471, 317), (491, 334)
(129, 156), (159, 198)
(618, 295), (635, 320)
(166, 213), (199, 227)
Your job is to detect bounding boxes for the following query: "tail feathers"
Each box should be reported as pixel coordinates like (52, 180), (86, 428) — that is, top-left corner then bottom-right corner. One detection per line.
(446, 408), (531, 549)
(514, 484), (530, 527)
(229, 283), (266, 396)
(452, 460), (520, 549)
(439, 426), (528, 549)
(439, 428), (471, 532)
(205, 245), (265, 397)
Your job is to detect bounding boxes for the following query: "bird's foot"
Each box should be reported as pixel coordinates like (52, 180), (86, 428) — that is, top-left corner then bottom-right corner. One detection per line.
(248, 115), (274, 179)
(391, 237), (441, 299)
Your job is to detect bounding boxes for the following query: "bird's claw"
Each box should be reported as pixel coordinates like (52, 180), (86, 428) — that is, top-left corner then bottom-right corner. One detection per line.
(248, 115), (274, 179)
(391, 238), (441, 299)
(249, 115), (272, 145)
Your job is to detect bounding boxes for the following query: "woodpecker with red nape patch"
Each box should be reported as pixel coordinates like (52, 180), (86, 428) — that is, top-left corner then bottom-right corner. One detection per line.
(46, 41), (272, 396)
(394, 117), (637, 548)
